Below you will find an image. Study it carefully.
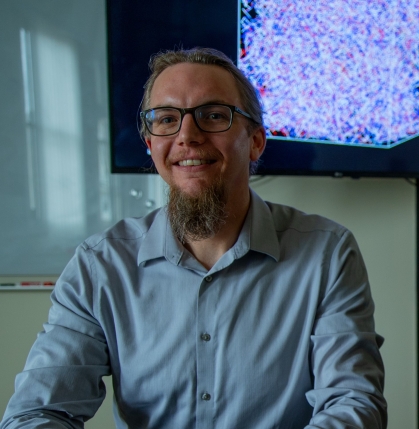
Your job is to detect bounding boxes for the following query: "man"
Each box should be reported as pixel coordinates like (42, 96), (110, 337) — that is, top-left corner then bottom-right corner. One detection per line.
(1, 48), (386, 428)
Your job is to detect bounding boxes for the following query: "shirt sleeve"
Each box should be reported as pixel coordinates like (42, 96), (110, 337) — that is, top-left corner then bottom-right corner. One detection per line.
(305, 230), (387, 428)
(0, 245), (111, 429)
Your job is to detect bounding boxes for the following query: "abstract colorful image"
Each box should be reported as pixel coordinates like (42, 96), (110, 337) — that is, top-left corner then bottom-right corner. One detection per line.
(239, 0), (419, 148)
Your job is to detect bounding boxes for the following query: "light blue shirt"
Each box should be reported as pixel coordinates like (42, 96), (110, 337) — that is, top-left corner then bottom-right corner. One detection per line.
(1, 190), (386, 429)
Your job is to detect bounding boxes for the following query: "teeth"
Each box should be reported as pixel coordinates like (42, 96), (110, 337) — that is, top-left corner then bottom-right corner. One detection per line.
(179, 159), (209, 166)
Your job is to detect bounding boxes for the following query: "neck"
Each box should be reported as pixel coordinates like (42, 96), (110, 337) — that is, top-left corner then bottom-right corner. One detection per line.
(184, 189), (251, 270)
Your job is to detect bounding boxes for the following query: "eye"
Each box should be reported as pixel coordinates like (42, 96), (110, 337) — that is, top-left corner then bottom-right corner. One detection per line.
(159, 115), (178, 125)
(150, 109), (180, 127)
(199, 106), (230, 122)
(207, 112), (227, 121)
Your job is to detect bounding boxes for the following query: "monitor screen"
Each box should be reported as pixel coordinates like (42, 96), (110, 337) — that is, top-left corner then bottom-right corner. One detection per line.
(107, 0), (419, 177)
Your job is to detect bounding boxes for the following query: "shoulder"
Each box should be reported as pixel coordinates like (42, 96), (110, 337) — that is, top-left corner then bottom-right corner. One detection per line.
(55, 207), (167, 297)
(264, 200), (348, 240)
(81, 207), (165, 252)
(249, 191), (354, 264)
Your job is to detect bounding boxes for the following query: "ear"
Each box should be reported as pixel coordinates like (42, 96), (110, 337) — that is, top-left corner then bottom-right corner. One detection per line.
(145, 137), (152, 153)
(249, 125), (266, 162)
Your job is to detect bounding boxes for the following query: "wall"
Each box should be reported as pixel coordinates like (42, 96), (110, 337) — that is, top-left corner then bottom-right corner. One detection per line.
(0, 175), (417, 429)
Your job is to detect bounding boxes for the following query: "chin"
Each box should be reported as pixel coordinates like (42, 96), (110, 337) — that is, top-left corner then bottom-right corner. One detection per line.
(179, 185), (207, 198)
(176, 177), (214, 193)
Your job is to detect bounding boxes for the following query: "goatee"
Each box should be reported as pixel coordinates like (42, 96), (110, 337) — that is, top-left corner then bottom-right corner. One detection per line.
(167, 178), (228, 244)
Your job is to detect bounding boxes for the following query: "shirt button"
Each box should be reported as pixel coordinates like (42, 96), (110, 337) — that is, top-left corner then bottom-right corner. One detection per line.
(204, 276), (212, 282)
(201, 333), (211, 342)
(201, 392), (211, 401)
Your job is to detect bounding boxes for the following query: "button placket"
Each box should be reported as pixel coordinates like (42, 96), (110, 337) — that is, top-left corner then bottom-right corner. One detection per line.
(196, 273), (217, 424)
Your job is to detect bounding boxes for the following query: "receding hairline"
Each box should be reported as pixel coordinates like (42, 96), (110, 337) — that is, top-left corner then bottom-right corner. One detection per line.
(141, 48), (263, 124)
(146, 62), (244, 108)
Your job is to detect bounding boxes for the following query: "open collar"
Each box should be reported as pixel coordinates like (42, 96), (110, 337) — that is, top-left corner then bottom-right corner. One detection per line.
(137, 188), (280, 268)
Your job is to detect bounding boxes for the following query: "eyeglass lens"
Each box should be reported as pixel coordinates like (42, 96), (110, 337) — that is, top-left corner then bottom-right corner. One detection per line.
(145, 105), (233, 135)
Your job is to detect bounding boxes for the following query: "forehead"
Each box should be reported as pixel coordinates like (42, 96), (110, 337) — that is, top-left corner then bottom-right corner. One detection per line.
(149, 63), (242, 107)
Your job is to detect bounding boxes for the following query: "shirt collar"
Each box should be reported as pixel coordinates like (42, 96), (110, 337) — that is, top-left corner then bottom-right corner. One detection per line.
(137, 188), (280, 266)
(246, 188), (280, 262)
(137, 208), (183, 266)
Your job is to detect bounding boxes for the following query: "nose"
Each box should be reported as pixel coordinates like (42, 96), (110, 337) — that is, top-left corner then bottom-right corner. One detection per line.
(176, 111), (203, 145)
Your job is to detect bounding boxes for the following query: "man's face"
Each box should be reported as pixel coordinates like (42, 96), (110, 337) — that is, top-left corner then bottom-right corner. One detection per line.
(144, 63), (265, 200)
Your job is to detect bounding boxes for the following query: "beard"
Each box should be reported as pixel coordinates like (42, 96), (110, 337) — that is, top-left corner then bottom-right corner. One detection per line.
(167, 176), (228, 244)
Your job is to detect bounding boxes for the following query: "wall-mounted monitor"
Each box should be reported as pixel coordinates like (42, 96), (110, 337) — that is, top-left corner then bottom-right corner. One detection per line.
(107, 0), (419, 177)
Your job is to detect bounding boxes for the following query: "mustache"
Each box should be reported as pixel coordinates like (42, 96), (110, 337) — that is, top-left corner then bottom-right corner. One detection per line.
(165, 147), (223, 168)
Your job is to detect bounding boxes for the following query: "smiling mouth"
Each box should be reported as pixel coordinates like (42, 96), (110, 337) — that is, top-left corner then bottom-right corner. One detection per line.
(178, 159), (214, 166)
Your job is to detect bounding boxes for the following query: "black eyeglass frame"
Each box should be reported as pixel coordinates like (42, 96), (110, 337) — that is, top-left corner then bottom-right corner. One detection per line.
(140, 103), (256, 136)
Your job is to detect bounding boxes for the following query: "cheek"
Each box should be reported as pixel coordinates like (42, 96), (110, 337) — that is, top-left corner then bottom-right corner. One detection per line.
(148, 140), (168, 167)
(227, 135), (253, 164)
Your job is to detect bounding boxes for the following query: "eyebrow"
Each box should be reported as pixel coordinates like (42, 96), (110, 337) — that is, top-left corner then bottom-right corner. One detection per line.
(149, 100), (233, 109)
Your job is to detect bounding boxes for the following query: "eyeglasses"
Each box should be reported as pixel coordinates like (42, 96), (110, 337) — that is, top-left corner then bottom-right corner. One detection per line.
(140, 103), (254, 136)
